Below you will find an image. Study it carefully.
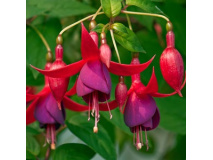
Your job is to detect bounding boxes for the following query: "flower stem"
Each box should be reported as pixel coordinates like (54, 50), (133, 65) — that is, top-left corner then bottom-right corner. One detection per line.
(122, 1), (133, 30)
(110, 29), (121, 64)
(28, 25), (51, 52)
(59, 12), (104, 35)
(102, 23), (110, 33)
(92, 6), (102, 20)
(121, 10), (170, 22)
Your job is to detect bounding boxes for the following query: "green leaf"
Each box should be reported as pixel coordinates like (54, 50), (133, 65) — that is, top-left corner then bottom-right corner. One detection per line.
(92, 23), (105, 33)
(111, 23), (146, 53)
(66, 115), (116, 160)
(101, 108), (132, 135)
(101, 0), (122, 18)
(156, 96), (186, 135)
(126, 0), (164, 14)
(26, 0), (96, 19)
(26, 135), (40, 157)
(53, 143), (95, 160)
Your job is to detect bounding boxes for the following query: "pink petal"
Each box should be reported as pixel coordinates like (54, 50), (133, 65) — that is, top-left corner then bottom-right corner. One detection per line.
(135, 67), (158, 95)
(26, 98), (39, 125)
(81, 23), (100, 60)
(30, 60), (86, 78)
(151, 71), (186, 98)
(62, 96), (89, 111)
(109, 55), (155, 76)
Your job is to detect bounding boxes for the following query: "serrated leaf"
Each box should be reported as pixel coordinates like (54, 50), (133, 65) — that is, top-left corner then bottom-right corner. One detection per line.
(26, 135), (40, 157)
(126, 0), (164, 14)
(92, 24), (105, 33)
(111, 23), (146, 53)
(101, 0), (122, 18)
(53, 143), (95, 160)
(27, 0), (95, 19)
(66, 115), (116, 160)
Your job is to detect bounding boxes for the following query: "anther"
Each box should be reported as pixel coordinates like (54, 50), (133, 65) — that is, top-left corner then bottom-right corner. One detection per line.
(93, 126), (98, 133)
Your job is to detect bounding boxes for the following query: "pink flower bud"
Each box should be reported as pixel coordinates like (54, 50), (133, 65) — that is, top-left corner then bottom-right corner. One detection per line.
(115, 76), (127, 112)
(160, 31), (184, 97)
(100, 43), (111, 68)
(48, 45), (70, 110)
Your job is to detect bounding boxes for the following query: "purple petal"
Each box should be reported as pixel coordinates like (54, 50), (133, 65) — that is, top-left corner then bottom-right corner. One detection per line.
(124, 92), (157, 128)
(143, 107), (160, 131)
(46, 93), (65, 125)
(34, 95), (56, 124)
(76, 77), (94, 96)
(80, 60), (111, 94)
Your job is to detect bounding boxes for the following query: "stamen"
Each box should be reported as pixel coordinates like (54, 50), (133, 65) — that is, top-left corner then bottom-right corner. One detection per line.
(133, 127), (135, 145)
(88, 94), (91, 121)
(93, 91), (99, 133)
(105, 95), (112, 119)
(145, 128), (149, 151)
(46, 124), (51, 144)
(136, 126), (142, 150)
(50, 124), (56, 150)
(140, 125), (144, 146)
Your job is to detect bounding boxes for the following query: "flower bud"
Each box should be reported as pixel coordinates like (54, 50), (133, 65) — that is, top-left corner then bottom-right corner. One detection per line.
(115, 76), (128, 112)
(160, 31), (184, 97)
(48, 45), (70, 110)
(100, 32), (111, 68)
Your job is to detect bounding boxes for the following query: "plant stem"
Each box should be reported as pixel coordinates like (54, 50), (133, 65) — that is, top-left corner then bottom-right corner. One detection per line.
(122, 1), (132, 30)
(110, 29), (121, 64)
(102, 23), (110, 33)
(92, 6), (102, 20)
(29, 25), (51, 52)
(121, 10), (170, 22)
(59, 12), (104, 35)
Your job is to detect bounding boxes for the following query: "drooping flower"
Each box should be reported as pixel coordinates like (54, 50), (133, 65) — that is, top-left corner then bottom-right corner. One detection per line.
(26, 63), (88, 149)
(124, 55), (186, 150)
(160, 25), (184, 96)
(31, 23), (155, 132)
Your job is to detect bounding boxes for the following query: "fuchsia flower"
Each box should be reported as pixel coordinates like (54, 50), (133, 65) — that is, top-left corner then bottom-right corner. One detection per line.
(26, 63), (88, 149)
(31, 23), (156, 132)
(123, 56), (186, 150)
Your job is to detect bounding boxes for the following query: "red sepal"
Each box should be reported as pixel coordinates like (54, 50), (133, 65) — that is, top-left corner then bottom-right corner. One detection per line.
(26, 94), (38, 103)
(63, 96), (88, 111)
(151, 71), (186, 98)
(65, 80), (77, 96)
(109, 55), (155, 76)
(81, 23), (100, 61)
(30, 60), (86, 78)
(26, 98), (39, 125)
(99, 100), (118, 111)
(135, 67), (158, 95)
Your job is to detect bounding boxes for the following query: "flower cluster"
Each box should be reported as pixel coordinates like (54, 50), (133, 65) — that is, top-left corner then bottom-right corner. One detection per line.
(27, 20), (186, 151)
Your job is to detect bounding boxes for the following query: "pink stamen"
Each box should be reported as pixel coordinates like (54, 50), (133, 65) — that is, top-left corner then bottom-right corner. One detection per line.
(93, 91), (99, 133)
(88, 94), (91, 121)
(136, 126), (142, 150)
(140, 125), (144, 146)
(50, 124), (56, 150)
(105, 95), (112, 119)
(145, 128), (149, 151)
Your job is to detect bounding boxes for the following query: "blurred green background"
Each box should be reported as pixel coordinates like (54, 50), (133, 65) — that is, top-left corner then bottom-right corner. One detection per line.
(26, 0), (186, 159)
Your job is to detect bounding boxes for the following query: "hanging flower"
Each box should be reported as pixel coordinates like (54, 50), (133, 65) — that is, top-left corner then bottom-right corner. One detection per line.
(123, 56), (186, 150)
(30, 23), (155, 132)
(26, 63), (88, 149)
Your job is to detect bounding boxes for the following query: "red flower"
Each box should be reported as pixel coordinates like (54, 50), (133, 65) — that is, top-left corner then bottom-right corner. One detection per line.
(123, 56), (186, 150)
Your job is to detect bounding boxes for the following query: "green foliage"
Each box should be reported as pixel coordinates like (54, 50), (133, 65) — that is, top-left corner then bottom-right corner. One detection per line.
(26, 135), (40, 159)
(101, 0), (122, 18)
(111, 23), (146, 53)
(26, 0), (96, 19)
(53, 143), (96, 160)
(66, 115), (116, 160)
(92, 23), (105, 33)
(126, 0), (164, 14)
